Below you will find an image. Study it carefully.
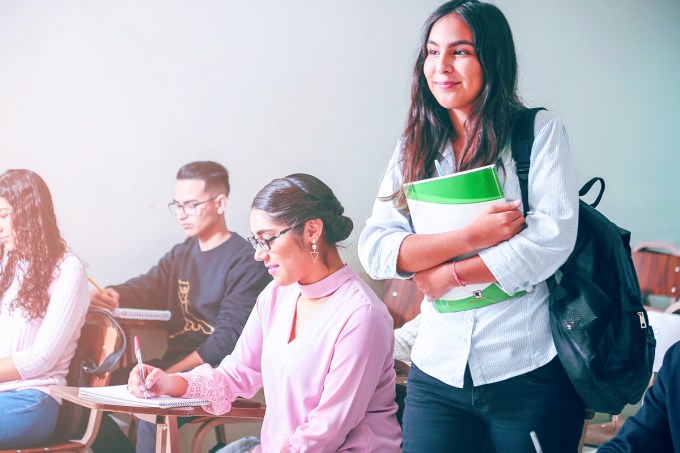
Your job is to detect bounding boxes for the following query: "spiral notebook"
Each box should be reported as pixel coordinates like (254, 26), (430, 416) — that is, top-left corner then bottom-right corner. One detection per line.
(112, 308), (172, 321)
(78, 385), (209, 409)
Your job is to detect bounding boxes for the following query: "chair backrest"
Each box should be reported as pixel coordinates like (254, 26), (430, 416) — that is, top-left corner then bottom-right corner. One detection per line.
(381, 279), (423, 328)
(53, 308), (126, 441)
(632, 244), (680, 309)
(0, 309), (126, 453)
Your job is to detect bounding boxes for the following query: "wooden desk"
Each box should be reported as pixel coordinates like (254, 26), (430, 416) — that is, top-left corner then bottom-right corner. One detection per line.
(50, 386), (265, 453)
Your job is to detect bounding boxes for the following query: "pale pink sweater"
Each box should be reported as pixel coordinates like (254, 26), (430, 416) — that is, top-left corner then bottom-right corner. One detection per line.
(0, 253), (89, 400)
(180, 265), (402, 452)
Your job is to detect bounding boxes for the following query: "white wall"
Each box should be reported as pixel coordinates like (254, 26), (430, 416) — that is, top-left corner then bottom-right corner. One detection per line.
(1, 0), (678, 286)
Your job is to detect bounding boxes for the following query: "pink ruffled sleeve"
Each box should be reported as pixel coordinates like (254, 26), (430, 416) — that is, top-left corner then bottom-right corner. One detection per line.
(176, 290), (268, 414)
(178, 363), (234, 415)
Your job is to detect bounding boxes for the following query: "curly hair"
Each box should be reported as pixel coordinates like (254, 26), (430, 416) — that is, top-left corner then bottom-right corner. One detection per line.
(0, 169), (67, 320)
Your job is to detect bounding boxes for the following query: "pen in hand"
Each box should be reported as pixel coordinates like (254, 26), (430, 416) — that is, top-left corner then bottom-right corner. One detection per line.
(134, 336), (150, 399)
(88, 276), (107, 295)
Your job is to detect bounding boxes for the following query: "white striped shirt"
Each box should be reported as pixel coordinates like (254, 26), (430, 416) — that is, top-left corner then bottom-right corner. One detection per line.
(358, 110), (579, 387)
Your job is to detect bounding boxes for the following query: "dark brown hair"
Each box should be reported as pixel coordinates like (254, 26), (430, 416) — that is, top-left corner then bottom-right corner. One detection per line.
(252, 173), (353, 246)
(177, 161), (230, 196)
(388, 0), (524, 210)
(0, 169), (67, 320)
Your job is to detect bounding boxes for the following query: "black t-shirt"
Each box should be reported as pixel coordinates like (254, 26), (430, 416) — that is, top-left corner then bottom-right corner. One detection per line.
(113, 233), (271, 366)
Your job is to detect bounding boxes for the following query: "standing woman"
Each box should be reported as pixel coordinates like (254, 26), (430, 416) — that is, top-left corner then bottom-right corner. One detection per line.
(129, 174), (401, 452)
(0, 169), (89, 449)
(359, 1), (585, 451)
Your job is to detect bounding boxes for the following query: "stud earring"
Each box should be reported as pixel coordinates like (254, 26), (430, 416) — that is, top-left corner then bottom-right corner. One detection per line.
(310, 239), (319, 264)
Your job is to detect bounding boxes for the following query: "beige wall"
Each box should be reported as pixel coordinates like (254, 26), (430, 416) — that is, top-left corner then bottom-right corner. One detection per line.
(1, 1), (677, 286)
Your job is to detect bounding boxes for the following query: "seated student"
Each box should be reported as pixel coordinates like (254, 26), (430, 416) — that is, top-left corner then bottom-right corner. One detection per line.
(394, 313), (421, 365)
(598, 340), (680, 452)
(90, 161), (271, 453)
(128, 173), (402, 452)
(0, 169), (90, 449)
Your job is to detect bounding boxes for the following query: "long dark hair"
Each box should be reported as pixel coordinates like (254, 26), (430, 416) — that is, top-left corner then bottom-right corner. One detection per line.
(252, 173), (353, 247)
(388, 0), (524, 210)
(0, 169), (68, 320)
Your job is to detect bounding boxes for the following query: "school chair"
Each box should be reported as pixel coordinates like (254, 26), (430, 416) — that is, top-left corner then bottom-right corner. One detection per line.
(381, 278), (423, 328)
(187, 394), (266, 453)
(632, 241), (680, 311)
(0, 308), (126, 453)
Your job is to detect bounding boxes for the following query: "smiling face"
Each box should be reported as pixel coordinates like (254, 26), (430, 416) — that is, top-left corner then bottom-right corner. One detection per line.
(0, 196), (15, 252)
(423, 13), (484, 119)
(250, 208), (315, 287)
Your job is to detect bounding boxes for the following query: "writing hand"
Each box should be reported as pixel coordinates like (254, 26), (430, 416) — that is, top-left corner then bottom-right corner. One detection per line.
(90, 287), (120, 310)
(128, 364), (165, 398)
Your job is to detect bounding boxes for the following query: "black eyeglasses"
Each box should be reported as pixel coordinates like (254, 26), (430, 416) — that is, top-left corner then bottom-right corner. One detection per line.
(168, 196), (217, 216)
(247, 226), (296, 252)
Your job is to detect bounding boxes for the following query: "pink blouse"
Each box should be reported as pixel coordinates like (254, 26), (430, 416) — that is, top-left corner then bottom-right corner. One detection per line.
(180, 265), (401, 452)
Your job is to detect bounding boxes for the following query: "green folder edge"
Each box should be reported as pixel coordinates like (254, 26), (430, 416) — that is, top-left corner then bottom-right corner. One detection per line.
(404, 165), (504, 204)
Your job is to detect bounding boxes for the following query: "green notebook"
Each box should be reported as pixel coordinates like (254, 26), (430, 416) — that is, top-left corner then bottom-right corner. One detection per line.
(405, 165), (519, 310)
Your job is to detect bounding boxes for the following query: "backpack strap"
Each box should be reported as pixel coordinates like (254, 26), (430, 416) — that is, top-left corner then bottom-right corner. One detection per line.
(511, 107), (545, 215)
(580, 177), (606, 208)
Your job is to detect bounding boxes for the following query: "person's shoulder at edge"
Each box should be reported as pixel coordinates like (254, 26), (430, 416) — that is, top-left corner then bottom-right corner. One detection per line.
(533, 108), (566, 133)
(156, 235), (198, 260)
(336, 265), (394, 323)
(191, 232), (255, 258)
(223, 232), (257, 254)
(56, 251), (87, 280)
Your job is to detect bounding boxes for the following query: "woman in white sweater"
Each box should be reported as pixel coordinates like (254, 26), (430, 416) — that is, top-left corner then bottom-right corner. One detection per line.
(0, 169), (89, 449)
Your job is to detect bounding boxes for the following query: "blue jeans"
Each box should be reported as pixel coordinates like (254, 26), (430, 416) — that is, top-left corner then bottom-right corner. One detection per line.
(402, 358), (585, 453)
(0, 389), (59, 449)
(216, 436), (262, 453)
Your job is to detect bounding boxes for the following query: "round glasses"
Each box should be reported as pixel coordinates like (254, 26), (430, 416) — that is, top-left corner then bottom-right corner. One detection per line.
(167, 196), (217, 216)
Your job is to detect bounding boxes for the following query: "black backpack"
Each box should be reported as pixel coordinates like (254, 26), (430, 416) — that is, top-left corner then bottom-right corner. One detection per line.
(511, 108), (656, 414)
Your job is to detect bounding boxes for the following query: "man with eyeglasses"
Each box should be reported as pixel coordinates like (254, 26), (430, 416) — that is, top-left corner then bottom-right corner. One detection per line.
(90, 161), (271, 453)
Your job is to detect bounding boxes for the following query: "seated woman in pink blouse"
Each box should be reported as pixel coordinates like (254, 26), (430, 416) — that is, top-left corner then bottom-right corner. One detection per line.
(0, 169), (90, 449)
(129, 173), (402, 452)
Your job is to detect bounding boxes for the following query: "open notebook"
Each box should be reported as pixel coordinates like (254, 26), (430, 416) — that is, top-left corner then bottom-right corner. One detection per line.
(79, 384), (209, 409)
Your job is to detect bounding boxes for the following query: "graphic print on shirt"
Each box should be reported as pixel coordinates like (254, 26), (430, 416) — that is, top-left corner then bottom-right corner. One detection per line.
(168, 279), (214, 339)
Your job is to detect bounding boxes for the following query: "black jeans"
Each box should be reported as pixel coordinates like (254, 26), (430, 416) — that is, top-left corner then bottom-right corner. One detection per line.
(402, 358), (586, 453)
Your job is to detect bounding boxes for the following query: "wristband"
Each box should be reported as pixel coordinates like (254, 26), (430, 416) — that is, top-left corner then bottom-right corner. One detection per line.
(452, 261), (466, 287)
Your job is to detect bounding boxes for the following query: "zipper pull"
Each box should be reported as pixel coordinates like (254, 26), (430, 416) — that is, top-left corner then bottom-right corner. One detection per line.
(637, 312), (647, 329)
